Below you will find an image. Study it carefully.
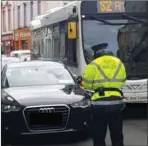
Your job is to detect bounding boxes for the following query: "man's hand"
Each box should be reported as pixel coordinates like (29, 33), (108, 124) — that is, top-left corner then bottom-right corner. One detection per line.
(76, 76), (83, 84)
(80, 81), (83, 86)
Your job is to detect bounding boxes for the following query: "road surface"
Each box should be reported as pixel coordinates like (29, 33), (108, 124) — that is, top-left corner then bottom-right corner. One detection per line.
(44, 120), (147, 146)
(48, 105), (147, 146)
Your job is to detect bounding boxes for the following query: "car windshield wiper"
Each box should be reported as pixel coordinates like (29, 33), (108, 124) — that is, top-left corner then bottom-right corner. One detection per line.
(91, 16), (138, 25)
(122, 14), (147, 24)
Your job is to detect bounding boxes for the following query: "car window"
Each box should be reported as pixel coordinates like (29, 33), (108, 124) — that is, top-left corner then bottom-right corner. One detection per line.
(5, 65), (74, 87)
(11, 53), (19, 57)
(23, 53), (31, 55)
(11, 52), (30, 57)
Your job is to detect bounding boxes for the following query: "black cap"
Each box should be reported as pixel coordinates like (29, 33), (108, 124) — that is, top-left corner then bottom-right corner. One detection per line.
(94, 49), (114, 59)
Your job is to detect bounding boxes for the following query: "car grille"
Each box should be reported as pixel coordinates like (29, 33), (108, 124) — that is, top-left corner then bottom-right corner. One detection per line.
(23, 105), (70, 131)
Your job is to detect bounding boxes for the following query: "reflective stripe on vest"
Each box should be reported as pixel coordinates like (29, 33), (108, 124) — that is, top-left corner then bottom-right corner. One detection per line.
(91, 100), (123, 105)
(83, 61), (125, 84)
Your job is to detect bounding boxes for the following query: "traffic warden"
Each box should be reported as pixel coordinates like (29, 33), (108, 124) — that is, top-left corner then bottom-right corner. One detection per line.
(81, 48), (127, 146)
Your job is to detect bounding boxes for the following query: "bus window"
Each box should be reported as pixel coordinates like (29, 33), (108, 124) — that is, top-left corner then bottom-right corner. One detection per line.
(53, 25), (60, 60)
(59, 22), (77, 66)
(117, 24), (148, 62)
(82, 19), (148, 64)
(65, 23), (77, 66)
(60, 23), (66, 60)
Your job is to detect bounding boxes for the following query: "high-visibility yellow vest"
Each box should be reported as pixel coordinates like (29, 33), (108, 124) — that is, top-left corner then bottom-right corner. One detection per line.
(82, 55), (127, 100)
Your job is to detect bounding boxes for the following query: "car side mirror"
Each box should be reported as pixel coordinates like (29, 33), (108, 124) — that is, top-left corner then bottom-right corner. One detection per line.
(76, 76), (83, 84)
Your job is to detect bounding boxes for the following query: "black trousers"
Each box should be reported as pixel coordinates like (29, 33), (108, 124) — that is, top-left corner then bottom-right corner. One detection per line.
(91, 102), (124, 146)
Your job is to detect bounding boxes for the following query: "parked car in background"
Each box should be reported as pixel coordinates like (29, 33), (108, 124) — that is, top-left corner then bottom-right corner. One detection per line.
(1, 57), (20, 70)
(1, 60), (91, 145)
(10, 50), (31, 61)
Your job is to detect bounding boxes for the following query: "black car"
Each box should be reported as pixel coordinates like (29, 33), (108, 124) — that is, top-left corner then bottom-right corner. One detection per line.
(1, 60), (91, 144)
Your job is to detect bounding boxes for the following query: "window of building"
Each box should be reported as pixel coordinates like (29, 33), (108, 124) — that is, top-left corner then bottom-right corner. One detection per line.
(2, 11), (6, 32)
(38, 0), (41, 15)
(22, 40), (28, 49)
(8, 6), (11, 30)
(17, 6), (20, 27)
(24, 3), (27, 26)
(30, 1), (33, 20)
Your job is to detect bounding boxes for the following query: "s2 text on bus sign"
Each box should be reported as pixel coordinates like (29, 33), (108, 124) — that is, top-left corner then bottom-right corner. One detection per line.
(97, 0), (125, 13)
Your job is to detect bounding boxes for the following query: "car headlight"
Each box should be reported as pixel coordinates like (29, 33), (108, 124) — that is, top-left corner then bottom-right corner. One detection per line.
(71, 99), (90, 108)
(1, 96), (21, 112)
(1, 104), (21, 112)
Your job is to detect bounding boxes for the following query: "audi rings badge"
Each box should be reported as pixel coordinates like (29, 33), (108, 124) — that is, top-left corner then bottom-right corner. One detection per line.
(38, 107), (55, 113)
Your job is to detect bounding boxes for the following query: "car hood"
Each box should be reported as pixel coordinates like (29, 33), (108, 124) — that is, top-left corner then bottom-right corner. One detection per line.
(3, 85), (85, 106)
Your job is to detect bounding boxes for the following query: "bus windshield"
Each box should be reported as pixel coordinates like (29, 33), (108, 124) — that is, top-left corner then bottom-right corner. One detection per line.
(82, 19), (148, 64)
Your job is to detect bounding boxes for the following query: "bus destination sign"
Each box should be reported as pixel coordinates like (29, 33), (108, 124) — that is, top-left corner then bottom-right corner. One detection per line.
(98, 0), (125, 13)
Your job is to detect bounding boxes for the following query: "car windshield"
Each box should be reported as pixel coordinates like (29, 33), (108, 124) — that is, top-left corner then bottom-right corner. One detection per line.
(5, 65), (75, 87)
(11, 52), (30, 57)
(82, 19), (148, 63)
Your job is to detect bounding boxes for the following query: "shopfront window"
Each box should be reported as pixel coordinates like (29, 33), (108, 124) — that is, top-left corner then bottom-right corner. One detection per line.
(22, 40), (28, 50)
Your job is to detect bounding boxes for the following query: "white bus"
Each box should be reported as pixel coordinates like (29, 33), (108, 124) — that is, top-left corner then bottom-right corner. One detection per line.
(30, 1), (148, 103)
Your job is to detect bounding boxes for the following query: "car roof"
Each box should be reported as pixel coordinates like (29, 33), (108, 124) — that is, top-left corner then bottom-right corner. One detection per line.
(2, 57), (20, 61)
(11, 50), (31, 53)
(7, 60), (65, 68)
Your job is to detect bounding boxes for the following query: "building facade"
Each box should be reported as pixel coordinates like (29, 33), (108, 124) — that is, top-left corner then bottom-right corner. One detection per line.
(13, 27), (31, 50)
(13, 1), (69, 50)
(1, 1), (14, 54)
(1, 1), (72, 52)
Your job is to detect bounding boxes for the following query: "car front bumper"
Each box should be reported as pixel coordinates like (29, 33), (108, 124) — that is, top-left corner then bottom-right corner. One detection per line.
(2, 105), (91, 144)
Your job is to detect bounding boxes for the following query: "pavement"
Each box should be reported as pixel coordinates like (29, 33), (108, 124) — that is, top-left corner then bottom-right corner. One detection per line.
(10, 104), (147, 146)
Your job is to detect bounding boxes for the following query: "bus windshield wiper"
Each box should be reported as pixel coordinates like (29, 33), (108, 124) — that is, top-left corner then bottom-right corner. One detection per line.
(122, 14), (147, 24)
(91, 16), (137, 25)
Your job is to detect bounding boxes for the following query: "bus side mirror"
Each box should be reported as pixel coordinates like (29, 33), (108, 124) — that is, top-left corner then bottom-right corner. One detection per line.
(68, 22), (77, 39)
